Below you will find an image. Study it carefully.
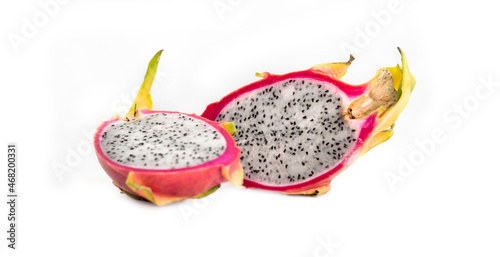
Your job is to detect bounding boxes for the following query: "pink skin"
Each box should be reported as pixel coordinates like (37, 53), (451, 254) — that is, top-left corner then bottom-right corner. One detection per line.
(202, 69), (377, 194)
(94, 110), (242, 204)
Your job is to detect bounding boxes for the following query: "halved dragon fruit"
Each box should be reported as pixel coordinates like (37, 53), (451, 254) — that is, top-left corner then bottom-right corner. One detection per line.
(94, 50), (243, 205)
(202, 48), (415, 195)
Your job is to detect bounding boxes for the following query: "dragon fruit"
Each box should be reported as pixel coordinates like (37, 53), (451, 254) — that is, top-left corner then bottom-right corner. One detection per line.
(94, 50), (243, 205)
(202, 48), (416, 195)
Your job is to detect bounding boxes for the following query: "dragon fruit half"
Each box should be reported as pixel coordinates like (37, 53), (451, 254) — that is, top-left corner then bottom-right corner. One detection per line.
(202, 48), (416, 195)
(94, 51), (243, 205)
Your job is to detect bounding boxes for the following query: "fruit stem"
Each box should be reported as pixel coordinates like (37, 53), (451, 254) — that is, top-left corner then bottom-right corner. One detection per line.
(343, 68), (397, 120)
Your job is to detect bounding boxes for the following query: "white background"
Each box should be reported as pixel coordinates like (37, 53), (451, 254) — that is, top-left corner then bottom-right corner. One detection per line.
(1, 0), (499, 256)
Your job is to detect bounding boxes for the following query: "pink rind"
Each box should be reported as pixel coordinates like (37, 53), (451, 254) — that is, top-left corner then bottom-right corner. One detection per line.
(201, 70), (376, 193)
(94, 110), (242, 205)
